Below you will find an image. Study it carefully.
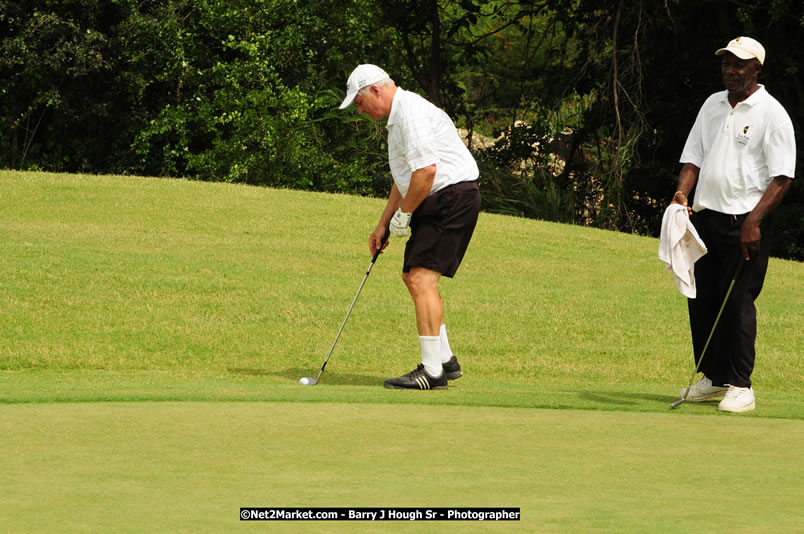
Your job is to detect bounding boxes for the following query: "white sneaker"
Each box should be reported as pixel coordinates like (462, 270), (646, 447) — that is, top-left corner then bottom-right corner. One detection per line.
(680, 376), (728, 402)
(718, 386), (755, 413)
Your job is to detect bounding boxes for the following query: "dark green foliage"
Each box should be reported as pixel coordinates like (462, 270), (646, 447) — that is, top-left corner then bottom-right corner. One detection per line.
(0, 0), (801, 258)
(1, 0), (394, 191)
(475, 122), (574, 222)
(125, 0), (390, 187)
(0, 0), (132, 170)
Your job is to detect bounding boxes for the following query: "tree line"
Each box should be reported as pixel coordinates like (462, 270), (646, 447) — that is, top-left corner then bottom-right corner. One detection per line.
(2, 0), (801, 259)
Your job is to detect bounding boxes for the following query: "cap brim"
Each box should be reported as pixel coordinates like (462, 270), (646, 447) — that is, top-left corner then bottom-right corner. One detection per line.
(339, 92), (357, 110)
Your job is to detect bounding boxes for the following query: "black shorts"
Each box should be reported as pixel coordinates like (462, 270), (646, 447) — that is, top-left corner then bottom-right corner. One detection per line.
(403, 181), (481, 278)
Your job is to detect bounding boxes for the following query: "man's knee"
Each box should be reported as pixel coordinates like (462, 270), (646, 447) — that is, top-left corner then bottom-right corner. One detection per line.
(401, 271), (412, 292)
(402, 268), (438, 296)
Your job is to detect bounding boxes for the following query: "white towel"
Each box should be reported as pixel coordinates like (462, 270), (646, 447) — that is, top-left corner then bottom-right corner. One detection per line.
(658, 204), (707, 298)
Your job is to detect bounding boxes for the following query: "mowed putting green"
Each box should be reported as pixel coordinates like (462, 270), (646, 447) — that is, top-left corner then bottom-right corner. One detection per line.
(1, 171), (802, 532)
(1, 402), (803, 533)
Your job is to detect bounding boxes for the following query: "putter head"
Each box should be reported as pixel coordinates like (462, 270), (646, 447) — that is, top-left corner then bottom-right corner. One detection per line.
(299, 377), (318, 386)
(670, 385), (691, 409)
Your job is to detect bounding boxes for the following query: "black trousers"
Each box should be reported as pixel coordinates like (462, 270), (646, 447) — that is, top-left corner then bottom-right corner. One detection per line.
(687, 210), (774, 388)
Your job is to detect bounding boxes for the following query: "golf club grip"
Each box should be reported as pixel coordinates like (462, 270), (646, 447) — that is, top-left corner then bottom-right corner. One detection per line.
(371, 227), (391, 262)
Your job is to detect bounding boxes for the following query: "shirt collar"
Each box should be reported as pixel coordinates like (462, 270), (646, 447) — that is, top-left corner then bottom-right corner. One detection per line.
(386, 88), (405, 128)
(721, 84), (766, 107)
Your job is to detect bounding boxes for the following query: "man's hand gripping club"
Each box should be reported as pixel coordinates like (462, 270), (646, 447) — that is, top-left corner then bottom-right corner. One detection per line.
(389, 208), (412, 237)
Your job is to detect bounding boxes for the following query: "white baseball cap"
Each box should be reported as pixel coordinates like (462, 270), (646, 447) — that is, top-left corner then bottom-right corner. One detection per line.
(715, 36), (765, 65)
(338, 64), (390, 109)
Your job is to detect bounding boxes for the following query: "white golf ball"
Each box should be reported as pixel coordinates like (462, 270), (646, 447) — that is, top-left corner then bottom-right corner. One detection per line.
(300, 377), (309, 385)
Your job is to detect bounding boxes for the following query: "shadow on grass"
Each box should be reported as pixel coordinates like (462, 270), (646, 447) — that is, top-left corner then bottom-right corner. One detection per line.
(229, 367), (383, 387)
(576, 390), (680, 406)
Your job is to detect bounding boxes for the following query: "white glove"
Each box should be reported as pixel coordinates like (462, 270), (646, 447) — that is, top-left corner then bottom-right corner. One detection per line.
(389, 208), (412, 237)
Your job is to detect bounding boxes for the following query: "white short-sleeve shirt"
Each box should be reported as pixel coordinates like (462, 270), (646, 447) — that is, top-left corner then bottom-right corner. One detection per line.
(386, 88), (479, 198)
(680, 85), (796, 214)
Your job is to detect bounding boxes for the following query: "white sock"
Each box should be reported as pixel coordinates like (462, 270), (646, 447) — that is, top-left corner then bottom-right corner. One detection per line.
(439, 324), (453, 364)
(419, 336), (442, 377)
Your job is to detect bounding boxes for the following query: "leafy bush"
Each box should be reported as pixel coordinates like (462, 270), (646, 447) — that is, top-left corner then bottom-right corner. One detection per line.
(476, 122), (575, 223)
(1, 0), (801, 259)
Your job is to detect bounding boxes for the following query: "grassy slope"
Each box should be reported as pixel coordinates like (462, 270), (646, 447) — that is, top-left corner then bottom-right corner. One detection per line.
(1, 171), (803, 533)
(1, 170), (801, 414)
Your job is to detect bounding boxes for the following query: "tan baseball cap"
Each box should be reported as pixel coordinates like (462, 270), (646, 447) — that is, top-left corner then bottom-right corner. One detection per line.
(716, 36), (765, 65)
(339, 64), (390, 109)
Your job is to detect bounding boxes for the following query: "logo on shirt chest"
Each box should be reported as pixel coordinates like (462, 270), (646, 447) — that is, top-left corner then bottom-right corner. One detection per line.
(736, 124), (751, 145)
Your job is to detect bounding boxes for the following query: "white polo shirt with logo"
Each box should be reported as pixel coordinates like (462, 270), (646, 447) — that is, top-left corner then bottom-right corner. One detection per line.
(386, 88), (478, 198)
(680, 85), (796, 214)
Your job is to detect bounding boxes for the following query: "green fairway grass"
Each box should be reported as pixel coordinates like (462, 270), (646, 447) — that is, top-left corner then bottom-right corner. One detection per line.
(1, 403), (802, 533)
(1, 171), (802, 531)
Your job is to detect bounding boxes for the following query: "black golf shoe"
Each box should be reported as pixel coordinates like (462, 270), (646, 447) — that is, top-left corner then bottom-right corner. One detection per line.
(442, 355), (462, 380)
(384, 365), (447, 390)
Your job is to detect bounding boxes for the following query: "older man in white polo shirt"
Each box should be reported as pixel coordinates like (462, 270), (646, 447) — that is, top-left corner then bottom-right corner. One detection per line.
(339, 64), (481, 390)
(671, 37), (796, 412)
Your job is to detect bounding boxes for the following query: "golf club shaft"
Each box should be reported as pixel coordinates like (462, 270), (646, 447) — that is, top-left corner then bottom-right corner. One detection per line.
(315, 229), (390, 381)
(675, 257), (745, 405)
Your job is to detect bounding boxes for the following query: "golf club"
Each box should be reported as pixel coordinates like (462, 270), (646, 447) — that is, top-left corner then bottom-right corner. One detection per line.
(300, 228), (390, 386)
(670, 256), (745, 409)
